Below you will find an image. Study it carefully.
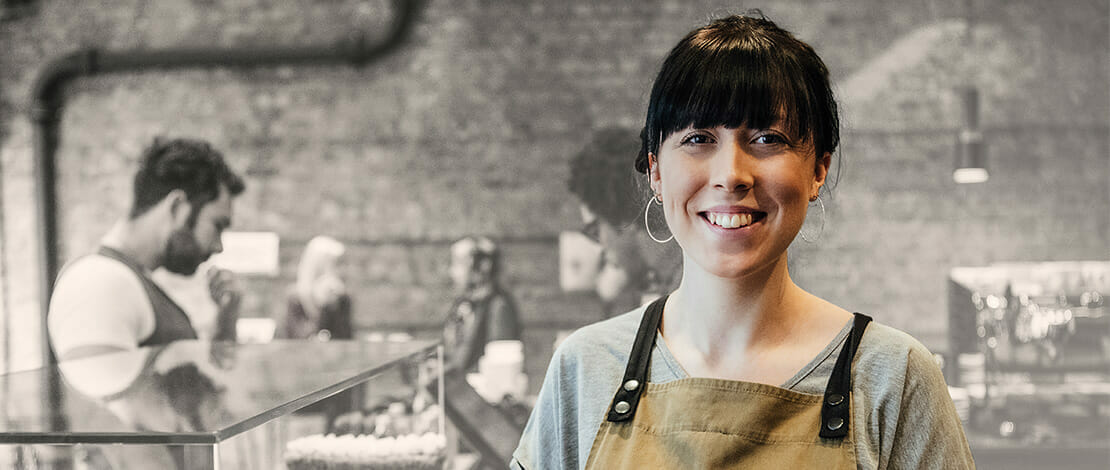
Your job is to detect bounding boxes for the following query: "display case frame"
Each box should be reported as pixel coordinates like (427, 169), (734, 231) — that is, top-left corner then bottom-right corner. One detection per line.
(0, 339), (442, 469)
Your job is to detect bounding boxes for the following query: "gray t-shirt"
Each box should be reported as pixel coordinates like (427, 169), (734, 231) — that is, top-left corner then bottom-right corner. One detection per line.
(512, 304), (975, 469)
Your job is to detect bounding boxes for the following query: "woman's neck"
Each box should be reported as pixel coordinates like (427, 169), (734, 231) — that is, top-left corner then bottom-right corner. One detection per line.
(662, 253), (809, 369)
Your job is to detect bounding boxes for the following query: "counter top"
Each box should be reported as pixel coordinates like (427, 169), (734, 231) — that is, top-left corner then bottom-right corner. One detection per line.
(0, 339), (437, 445)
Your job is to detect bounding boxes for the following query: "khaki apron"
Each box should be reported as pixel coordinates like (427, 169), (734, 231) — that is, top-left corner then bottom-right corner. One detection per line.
(585, 296), (871, 469)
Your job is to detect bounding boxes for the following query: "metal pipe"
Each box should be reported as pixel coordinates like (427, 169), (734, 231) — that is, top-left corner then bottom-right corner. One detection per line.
(26, 0), (423, 433)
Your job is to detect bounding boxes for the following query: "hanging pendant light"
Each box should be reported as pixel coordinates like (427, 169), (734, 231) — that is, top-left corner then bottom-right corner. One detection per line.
(954, 86), (988, 184)
(954, 0), (988, 184)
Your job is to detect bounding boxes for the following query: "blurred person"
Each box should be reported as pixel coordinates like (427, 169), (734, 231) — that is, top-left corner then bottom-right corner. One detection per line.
(282, 235), (352, 341)
(443, 236), (522, 373)
(514, 13), (973, 469)
(567, 127), (682, 315)
(48, 137), (246, 362)
(593, 232), (650, 315)
(281, 235), (358, 430)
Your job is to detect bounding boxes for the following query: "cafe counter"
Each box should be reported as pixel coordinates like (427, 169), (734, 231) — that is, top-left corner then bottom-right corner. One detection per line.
(0, 339), (442, 469)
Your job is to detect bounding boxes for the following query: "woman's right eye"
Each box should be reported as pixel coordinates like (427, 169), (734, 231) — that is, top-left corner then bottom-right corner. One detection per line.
(680, 133), (714, 145)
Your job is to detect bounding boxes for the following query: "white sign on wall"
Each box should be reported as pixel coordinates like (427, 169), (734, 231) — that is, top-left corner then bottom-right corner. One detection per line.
(208, 231), (281, 276)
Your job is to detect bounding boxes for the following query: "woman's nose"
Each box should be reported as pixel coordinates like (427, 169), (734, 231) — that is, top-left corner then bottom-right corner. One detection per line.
(712, 143), (754, 192)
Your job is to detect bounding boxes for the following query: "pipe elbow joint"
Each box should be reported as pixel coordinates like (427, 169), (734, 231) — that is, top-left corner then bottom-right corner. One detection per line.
(31, 48), (98, 122)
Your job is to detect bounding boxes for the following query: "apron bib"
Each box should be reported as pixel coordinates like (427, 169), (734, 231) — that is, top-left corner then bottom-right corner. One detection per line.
(585, 296), (871, 469)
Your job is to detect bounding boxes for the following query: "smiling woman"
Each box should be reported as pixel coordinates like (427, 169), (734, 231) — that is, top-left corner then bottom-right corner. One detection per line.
(649, 123), (825, 282)
(513, 12), (975, 470)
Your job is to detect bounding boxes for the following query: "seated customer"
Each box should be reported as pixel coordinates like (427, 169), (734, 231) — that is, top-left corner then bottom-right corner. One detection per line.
(442, 236), (522, 373)
(282, 235), (352, 341)
(281, 236), (357, 430)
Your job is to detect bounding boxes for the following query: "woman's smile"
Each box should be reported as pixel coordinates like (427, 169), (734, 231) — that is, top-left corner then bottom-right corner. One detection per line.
(688, 199), (780, 262)
(698, 206), (768, 236)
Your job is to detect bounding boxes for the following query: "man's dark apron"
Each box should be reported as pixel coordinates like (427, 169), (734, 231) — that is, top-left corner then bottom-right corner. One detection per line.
(97, 246), (197, 346)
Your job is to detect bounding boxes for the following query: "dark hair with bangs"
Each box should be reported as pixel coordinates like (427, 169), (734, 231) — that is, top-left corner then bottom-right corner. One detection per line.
(635, 13), (839, 174)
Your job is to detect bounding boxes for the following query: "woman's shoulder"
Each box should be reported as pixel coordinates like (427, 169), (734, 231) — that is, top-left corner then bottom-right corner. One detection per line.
(852, 318), (951, 404)
(851, 319), (975, 468)
(857, 320), (939, 369)
(517, 305), (650, 469)
(552, 304), (647, 366)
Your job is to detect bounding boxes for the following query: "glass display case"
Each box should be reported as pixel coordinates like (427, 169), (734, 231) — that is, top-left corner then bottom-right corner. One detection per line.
(0, 339), (444, 469)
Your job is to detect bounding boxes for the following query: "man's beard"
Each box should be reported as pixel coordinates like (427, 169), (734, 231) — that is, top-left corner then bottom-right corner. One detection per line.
(163, 227), (207, 275)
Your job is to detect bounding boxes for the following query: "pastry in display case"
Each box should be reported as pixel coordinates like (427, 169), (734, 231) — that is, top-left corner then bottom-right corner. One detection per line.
(285, 432), (445, 470)
(0, 338), (444, 470)
(287, 353), (449, 470)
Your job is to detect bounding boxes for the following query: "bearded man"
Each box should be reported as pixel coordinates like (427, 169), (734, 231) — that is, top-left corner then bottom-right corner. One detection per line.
(48, 137), (246, 361)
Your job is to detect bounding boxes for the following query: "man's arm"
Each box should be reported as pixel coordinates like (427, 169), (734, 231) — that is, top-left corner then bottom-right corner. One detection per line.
(48, 257), (155, 361)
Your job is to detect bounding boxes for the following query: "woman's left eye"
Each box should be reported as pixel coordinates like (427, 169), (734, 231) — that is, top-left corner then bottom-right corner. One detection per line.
(753, 133), (787, 145)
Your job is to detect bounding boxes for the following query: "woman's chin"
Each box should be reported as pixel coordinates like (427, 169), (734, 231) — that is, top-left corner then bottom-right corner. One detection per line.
(688, 251), (781, 282)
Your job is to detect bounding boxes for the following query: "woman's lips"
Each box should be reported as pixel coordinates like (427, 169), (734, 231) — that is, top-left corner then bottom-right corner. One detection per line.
(699, 211), (767, 229)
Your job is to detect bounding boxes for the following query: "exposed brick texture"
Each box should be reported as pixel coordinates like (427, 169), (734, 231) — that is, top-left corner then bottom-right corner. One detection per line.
(0, 0), (1107, 404)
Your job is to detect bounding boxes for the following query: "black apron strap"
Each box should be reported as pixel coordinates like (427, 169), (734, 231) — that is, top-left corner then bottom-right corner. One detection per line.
(97, 246), (198, 345)
(606, 295), (667, 422)
(819, 312), (872, 438)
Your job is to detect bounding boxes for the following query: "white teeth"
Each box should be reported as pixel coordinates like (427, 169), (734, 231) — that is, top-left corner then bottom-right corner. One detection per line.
(707, 212), (754, 229)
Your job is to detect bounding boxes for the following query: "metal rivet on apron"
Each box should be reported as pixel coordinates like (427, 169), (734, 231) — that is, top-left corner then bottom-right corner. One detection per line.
(623, 380), (640, 391)
(826, 393), (844, 406)
(614, 401), (631, 414)
(826, 417), (844, 431)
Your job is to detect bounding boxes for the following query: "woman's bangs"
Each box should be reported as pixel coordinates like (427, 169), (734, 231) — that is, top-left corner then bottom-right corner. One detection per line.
(659, 46), (809, 142)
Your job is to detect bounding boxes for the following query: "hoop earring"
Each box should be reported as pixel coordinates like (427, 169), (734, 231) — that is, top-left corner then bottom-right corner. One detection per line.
(644, 195), (673, 243)
(800, 195), (825, 243)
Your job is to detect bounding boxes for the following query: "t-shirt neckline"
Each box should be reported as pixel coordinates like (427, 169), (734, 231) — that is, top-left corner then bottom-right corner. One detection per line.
(652, 315), (855, 390)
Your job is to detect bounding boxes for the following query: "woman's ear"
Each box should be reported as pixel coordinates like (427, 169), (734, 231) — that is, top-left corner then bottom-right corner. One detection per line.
(812, 152), (831, 198)
(648, 153), (662, 196)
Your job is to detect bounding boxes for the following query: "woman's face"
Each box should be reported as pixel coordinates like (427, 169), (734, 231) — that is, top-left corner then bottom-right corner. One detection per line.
(649, 124), (828, 280)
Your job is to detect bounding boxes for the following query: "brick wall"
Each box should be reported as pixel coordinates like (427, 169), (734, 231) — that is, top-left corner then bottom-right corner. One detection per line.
(1, 0), (1107, 397)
